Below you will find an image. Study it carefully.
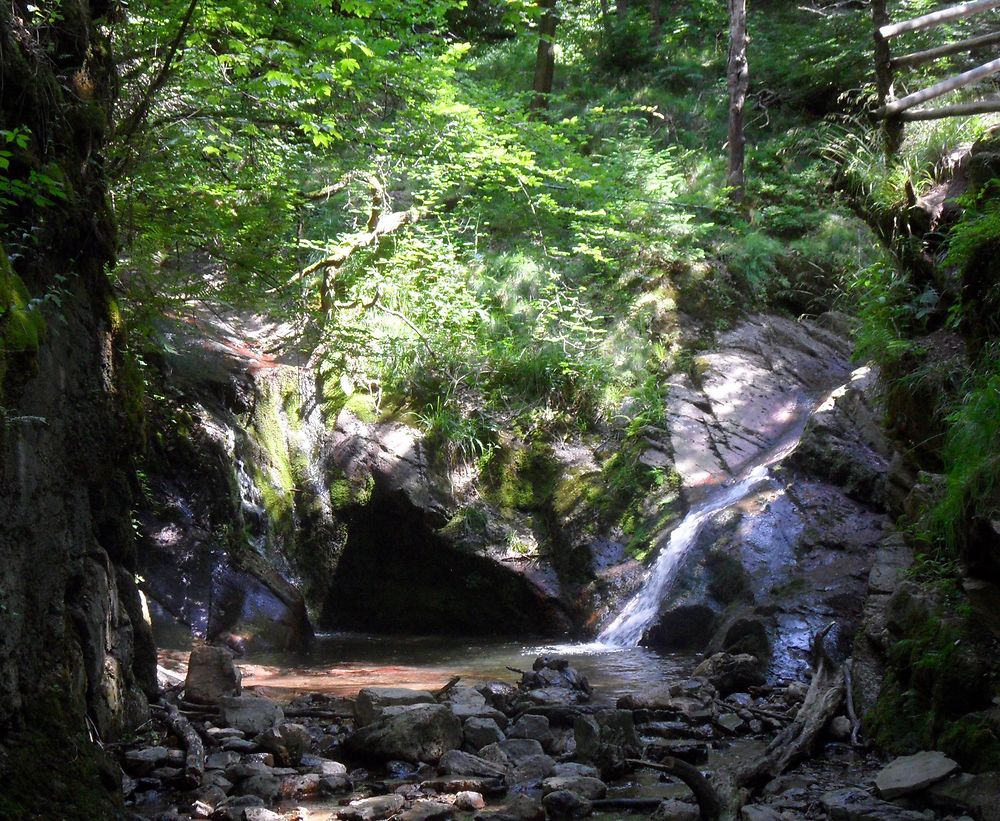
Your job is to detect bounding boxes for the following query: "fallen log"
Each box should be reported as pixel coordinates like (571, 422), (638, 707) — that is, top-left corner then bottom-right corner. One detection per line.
(283, 707), (353, 719)
(626, 758), (721, 820)
(155, 702), (205, 788)
(434, 676), (462, 700)
(735, 622), (846, 791)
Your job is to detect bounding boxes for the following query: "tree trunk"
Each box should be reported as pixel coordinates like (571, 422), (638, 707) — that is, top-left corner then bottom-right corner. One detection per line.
(598, 0), (612, 36)
(872, 0), (903, 154)
(650, 0), (663, 38)
(532, 0), (559, 111)
(726, 0), (749, 204)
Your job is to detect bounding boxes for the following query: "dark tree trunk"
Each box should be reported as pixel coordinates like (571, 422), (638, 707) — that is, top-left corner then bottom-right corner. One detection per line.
(650, 0), (663, 38)
(727, 0), (749, 204)
(532, 0), (559, 111)
(872, 0), (903, 153)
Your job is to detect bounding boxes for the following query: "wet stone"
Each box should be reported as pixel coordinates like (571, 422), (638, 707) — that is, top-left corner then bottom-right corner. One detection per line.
(541, 789), (592, 819)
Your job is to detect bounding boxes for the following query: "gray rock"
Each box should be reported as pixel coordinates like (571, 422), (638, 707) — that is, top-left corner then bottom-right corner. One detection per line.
(510, 753), (556, 785)
(236, 772), (281, 802)
(346, 794), (406, 820)
(320, 773), (352, 794)
(480, 737), (545, 766)
(309, 757), (348, 776)
(255, 722), (311, 766)
(355, 687), (435, 726)
(552, 762), (601, 779)
(184, 645), (241, 704)
(820, 787), (929, 820)
(508, 714), (553, 751)
(455, 790), (486, 811)
(927, 771), (1000, 821)
(281, 773), (321, 798)
(483, 793), (545, 820)
(541, 775), (607, 800)
(740, 806), (785, 821)
(241, 809), (283, 821)
(124, 746), (171, 776)
(541, 789), (592, 819)
(716, 712), (745, 734)
(693, 653), (765, 696)
(206, 751), (241, 770)
(464, 716), (506, 751)
(828, 715), (852, 740)
(874, 751), (961, 799)
(222, 738), (260, 753)
(650, 799), (701, 821)
(439, 749), (508, 779)
(397, 801), (456, 821)
(346, 703), (462, 763)
(219, 696), (284, 734)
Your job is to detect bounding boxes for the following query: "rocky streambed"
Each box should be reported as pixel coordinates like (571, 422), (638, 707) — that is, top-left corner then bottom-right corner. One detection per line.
(120, 645), (996, 821)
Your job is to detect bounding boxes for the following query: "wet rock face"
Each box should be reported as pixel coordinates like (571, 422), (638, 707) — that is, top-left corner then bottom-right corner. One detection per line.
(637, 350), (889, 679)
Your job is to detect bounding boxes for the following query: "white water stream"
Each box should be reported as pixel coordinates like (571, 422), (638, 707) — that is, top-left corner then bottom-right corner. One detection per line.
(598, 416), (812, 647)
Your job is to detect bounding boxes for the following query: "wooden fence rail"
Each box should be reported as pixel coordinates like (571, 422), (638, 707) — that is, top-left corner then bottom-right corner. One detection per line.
(874, 0), (1000, 150)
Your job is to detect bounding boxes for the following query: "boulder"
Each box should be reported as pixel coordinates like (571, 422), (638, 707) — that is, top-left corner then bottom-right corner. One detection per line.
(740, 807), (784, 821)
(185, 645), (242, 704)
(236, 772), (281, 802)
(345, 794), (406, 821)
(541, 775), (607, 800)
(693, 653), (764, 696)
(255, 722), (311, 766)
(483, 793), (545, 820)
(926, 771), (1000, 821)
(479, 738), (545, 767)
(874, 751), (960, 799)
(438, 749), (508, 779)
(397, 802), (456, 821)
(541, 789), (591, 819)
(356, 687), (436, 726)
(552, 762), (601, 779)
(509, 754), (556, 785)
(650, 800), (700, 821)
(242, 810), (284, 821)
(464, 716), (505, 751)
(124, 746), (171, 776)
(508, 714), (553, 751)
(346, 703), (462, 763)
(573, 710), (641, 778)
(820, 787), (929, 820)
(219, 697), (284, 734)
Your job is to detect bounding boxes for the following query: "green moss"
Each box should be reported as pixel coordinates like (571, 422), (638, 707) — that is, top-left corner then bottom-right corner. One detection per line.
(552, 468), (603, 519)
(484, 440), (560, 512)
(867, 588), (1000, 771)
(344, 392), (378, 423)
(329, 478), (353, 510)
(705, 550), (752, 604)
(0, 686), (122, 819)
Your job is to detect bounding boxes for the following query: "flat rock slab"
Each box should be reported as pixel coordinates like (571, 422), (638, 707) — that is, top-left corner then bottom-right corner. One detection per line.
(875, 750), (960, 799)
(821, 787), (929, 820)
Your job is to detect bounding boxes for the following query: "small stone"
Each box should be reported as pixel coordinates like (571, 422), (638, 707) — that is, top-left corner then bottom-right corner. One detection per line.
(828, 715), (852, 741)
(716, 713), (745, 734)
(241, 809), (284, 821)
(223, 738), (260, 753)
(281, 773), (321, 798)
(237, 773), (281, 802)
(439, 749), (507, 779)
(220, 697), (284, 734)
(741, 806), (784, 821)
(190, 799), (214, 818)
(397, 801), (456, 820)
(256, 722), (311, 766)
(875, 751), (961, 799)
(455, 790), (486, 810)
(206, 751), (242, 770)
(541, 789), (591, 819)
(124, 746), (171, 776)
(320, 774), (352, 794)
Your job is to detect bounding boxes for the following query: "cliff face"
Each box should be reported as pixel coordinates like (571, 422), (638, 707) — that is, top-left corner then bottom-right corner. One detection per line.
(0, 2), (156, 817)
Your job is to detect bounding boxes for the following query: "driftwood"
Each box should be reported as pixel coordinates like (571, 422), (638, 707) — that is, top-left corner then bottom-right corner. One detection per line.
(434, 676), (462, 700)
(843, 658), (862, 747)
(626, 758), (721, 820)
(735, 623), (846, 792)
(283, 707), (353, 719)
(713, 698), (791, 725)
(154, 702), (205, 788)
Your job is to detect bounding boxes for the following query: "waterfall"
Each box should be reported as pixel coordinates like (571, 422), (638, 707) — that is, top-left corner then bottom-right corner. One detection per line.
(598, 412), (813, 647)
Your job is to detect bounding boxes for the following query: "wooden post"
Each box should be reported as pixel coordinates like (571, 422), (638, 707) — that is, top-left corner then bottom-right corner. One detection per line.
(531, 0), (558, 111)
(726, 0), (749, 204)
(872, 0), (903, 154)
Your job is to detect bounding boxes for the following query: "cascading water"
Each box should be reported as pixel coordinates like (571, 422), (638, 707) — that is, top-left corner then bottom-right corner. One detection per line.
(598, 409), (815, 647)
(598, 464), (772, 646)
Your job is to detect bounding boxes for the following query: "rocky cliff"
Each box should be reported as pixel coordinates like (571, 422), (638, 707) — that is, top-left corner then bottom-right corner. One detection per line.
(0, 2), (156, 817)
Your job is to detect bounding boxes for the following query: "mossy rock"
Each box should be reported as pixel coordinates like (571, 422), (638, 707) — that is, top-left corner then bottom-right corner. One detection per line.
(705, 550), (753, 605)
(484, 440), (560, 512)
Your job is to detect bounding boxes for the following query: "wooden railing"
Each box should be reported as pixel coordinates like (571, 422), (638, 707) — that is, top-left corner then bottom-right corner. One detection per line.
(874, 0), (1000, 149)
